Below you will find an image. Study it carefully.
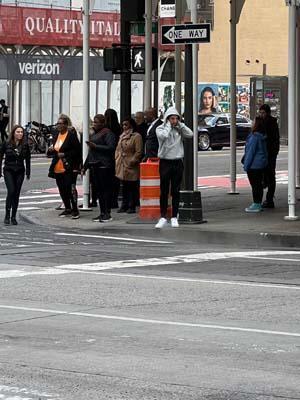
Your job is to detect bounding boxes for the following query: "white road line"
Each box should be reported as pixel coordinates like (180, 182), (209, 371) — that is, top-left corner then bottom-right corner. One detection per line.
(0, 384), (58, 399)
(0, 304), (299, 338)
(244, 256), (300, 263)
(55, 250), (300, 271)
(17, 207), (40, 211)
(0, 268), (72, 279)
(0, 194), (60, 201)
(88, 271), (300, 290)
(18, 199), (64, 206)
(55, 232), (173, 244)
(31, 162), (51, 166)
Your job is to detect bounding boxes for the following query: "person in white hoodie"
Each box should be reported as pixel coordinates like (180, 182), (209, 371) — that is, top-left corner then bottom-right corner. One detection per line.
(155, 107), (193, 228)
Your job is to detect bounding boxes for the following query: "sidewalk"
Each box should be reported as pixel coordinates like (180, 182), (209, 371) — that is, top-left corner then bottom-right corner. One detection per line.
(20, 182), (300, 249)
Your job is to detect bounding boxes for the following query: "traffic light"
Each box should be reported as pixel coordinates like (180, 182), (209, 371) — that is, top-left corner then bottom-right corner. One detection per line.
(122, 0), (145, 22)
(131, 47), (158, 74)
(103, 47), (131, 73)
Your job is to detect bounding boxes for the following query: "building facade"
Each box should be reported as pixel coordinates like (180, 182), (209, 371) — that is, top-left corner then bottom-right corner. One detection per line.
(0, 0), (290, 129)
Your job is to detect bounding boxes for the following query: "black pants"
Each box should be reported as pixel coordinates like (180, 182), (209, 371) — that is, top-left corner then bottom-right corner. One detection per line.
(56, 171), (78, 211)
(111, 175), (120, 207)
(121, 180), (139, 210)
(93, 167), (114, 216)
(247, 169), (264, 204)
(264, 156), (277, 203)
(159, 159), (184, 218)
(0, 121), (8, 143)
(4, 169), (25, 217)
(90, 168), (98, 205)
(71, 172), (78, 207)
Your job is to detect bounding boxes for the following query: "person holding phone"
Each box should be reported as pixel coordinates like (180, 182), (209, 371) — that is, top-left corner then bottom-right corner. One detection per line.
(155, 107), (193, 229)
(83, 114), (116, 222)
(0, 125), (31, 225)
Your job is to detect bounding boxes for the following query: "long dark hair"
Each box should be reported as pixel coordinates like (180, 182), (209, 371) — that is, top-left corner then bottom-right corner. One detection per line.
(104, 108), (121, 137)
(8, 125), (25, 145)
(199, 86), (217, 113)
(252, 116), (265, 133)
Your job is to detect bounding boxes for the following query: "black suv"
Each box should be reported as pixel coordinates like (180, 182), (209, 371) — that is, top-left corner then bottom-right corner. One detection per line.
(198, 113), (251, 151)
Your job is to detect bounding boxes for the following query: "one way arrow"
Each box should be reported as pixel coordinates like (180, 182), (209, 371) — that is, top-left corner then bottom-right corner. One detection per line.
(164, 26), (175, 43)
(164, 26), (208, 44)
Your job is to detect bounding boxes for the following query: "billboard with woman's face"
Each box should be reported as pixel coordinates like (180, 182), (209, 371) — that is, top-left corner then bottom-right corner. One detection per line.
(198, 83), (250, 117)
(198, 84), (219, 114)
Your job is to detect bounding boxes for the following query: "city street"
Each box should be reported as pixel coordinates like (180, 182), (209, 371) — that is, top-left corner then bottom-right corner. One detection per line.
(0, 148), (300, 399)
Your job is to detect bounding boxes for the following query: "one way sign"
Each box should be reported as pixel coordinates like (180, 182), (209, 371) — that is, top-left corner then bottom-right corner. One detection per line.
(161, 23), (211, 45)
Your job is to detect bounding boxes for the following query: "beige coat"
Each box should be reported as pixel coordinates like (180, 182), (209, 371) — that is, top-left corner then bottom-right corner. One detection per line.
(115, 130), (143, 181)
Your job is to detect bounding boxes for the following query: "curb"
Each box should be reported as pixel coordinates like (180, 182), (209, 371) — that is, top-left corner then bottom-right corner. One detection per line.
(20, 212), (300, 249)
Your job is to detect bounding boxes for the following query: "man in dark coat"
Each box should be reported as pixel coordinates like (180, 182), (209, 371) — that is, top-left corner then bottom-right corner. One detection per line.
(144, 107), (163, 158)
(0, 99), (9, 143)
(135, 111), (148, 149)
(259, 104), (280, 208)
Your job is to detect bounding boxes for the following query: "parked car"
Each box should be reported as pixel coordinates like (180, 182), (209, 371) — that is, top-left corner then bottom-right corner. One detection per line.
(198, 113), (252, 151)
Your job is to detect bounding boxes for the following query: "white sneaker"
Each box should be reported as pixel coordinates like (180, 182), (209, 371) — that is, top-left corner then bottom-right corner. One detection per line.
(171, 217), (179, 228)
(155, 217), (168, 229)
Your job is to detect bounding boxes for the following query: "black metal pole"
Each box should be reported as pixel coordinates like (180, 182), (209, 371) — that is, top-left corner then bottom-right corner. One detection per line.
(183, 43), (193, 191)
(120, 0), (131, 121)
(178, 43), (205, 224)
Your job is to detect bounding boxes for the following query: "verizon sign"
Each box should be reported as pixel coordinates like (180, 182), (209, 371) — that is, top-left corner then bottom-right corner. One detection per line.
(0, 55), (113, 80)
(18, 60), (60, 76)
(0, 5), (143, 48)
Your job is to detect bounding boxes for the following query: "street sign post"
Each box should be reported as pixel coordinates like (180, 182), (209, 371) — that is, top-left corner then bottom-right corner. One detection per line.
(161, 23), (211, 45)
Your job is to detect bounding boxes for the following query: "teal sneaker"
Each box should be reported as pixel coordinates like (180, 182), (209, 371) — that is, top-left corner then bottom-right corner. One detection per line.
(245, 203), (262, 213)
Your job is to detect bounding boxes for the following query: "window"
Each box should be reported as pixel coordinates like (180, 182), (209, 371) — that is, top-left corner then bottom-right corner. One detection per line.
(236, 117), (249, 124)
(1, 0), (71, 9)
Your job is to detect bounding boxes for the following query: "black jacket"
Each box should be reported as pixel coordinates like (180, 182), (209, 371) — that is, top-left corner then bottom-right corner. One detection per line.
(48, 130), (81, 178)
(0, 141), (31, 177)
(136, 122), (148, 148)
(84, 127), (116, 170)
(144, 118), (163, 158)
(0, 105), (9, 125)
(263, 116), (280, 159)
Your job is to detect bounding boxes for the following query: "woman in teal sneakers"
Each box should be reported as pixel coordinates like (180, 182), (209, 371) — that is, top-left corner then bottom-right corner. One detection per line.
(242, 116), (268, 213)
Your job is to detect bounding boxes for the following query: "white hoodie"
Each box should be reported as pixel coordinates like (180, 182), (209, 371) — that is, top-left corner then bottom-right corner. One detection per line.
(156, 107), (193, 160)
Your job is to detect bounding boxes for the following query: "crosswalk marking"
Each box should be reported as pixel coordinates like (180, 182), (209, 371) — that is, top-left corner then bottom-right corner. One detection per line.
(0, 192), (82, 211)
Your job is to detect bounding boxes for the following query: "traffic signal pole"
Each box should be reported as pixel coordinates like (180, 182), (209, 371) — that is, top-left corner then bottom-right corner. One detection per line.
(120, 0), (131, 121)
(229, 0), (238, 195)
(144, 0), (152, 109)
(175, 0), (182, 113)
(82, 0), (91, 211)
(191, 0), (198, 191)
(285, 0), (298, 220)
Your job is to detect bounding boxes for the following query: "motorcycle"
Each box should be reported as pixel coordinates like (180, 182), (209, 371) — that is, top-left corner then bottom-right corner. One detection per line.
(25, 121), (55, 154)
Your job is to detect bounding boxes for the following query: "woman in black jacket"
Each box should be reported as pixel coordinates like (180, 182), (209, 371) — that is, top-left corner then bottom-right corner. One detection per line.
(104, 108), (121, 209)
(48, 116), (81, 219)
(0, 124), (31, 225)
(83, 114), (116, 223)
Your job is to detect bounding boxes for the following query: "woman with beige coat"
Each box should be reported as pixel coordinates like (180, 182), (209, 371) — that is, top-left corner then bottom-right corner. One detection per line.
(115, 117), (143, 214)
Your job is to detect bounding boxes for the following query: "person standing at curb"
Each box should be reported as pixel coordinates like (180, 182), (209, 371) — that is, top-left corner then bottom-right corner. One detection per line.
(242, 116), (268, 213)
(83, 114), (116, 223)
(115, 118), (143, 214)
(155, 107), (193, 229)
(259, 104), (280, 208)
(48, 116), (81, 219)
(0, 125), (31, 225)
(104, 108), (122, 209)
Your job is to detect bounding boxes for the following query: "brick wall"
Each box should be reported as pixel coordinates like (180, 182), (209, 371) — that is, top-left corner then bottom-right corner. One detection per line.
(198, 0), (288, 83)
